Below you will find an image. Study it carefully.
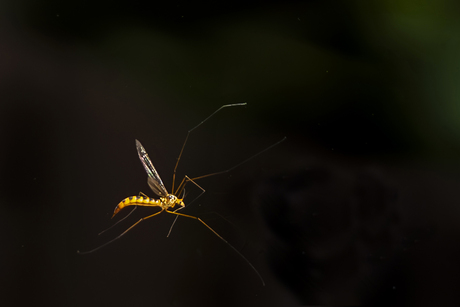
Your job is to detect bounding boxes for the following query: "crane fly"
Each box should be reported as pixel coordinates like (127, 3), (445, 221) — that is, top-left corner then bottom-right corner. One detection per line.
(78, 103), (286, 286)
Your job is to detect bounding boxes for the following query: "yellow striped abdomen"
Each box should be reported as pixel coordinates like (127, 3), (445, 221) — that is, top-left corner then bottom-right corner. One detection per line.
(112, 195), (161, 218)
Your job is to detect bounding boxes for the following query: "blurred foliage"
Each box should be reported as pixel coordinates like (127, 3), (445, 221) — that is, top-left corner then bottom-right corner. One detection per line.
(3, 0), (460, 160)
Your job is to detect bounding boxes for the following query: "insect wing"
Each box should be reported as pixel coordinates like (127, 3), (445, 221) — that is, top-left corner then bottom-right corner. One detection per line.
(147, 177), (168, 197)
(135, 139), (169, 197)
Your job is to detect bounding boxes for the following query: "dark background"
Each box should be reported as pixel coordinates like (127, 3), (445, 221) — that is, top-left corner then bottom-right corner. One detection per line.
(2, 1), (460, 306)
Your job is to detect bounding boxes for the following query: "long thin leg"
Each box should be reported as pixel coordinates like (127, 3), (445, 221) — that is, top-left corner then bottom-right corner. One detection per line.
(172, 103), (247, 194)
(166, 186), (188, 237)
(77, 209), (164, 254)
(98, 206), (137, 235)
(171, 135), (287, 237)
(168, 175), (207, 237)
(165, 210), (265, 286)
(174, 136), (287, 197)
(166, 206), (185, 238)
(178, 176), (206, 207)
(171, 134), (284, 236)
(169, 208), (244, 238)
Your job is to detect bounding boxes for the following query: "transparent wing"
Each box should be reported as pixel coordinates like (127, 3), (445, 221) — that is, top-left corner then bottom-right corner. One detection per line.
(147, 177), (168, 197)
(135, 139), (169, 197)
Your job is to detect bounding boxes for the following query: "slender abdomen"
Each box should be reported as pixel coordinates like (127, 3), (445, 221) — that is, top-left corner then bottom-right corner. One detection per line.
(112, 196), (160, 218)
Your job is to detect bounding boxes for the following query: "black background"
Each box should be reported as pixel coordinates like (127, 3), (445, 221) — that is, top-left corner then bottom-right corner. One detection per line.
(1, 1), (460, 306)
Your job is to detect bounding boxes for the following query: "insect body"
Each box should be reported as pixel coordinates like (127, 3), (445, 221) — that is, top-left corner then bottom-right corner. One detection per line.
(112, 140), (185, 217)
(78, 103), (286, 286)
(113, 194), (182, 217)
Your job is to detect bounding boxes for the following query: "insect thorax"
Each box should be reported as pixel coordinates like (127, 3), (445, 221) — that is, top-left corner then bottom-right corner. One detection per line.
(160, 194), (183, 208)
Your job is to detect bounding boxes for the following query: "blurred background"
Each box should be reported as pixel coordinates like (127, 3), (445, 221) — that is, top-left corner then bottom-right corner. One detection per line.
(1, 0), (460, 306)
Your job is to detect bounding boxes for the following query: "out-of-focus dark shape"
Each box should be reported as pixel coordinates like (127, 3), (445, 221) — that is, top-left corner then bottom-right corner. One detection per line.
(255, 166), (407, 305)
